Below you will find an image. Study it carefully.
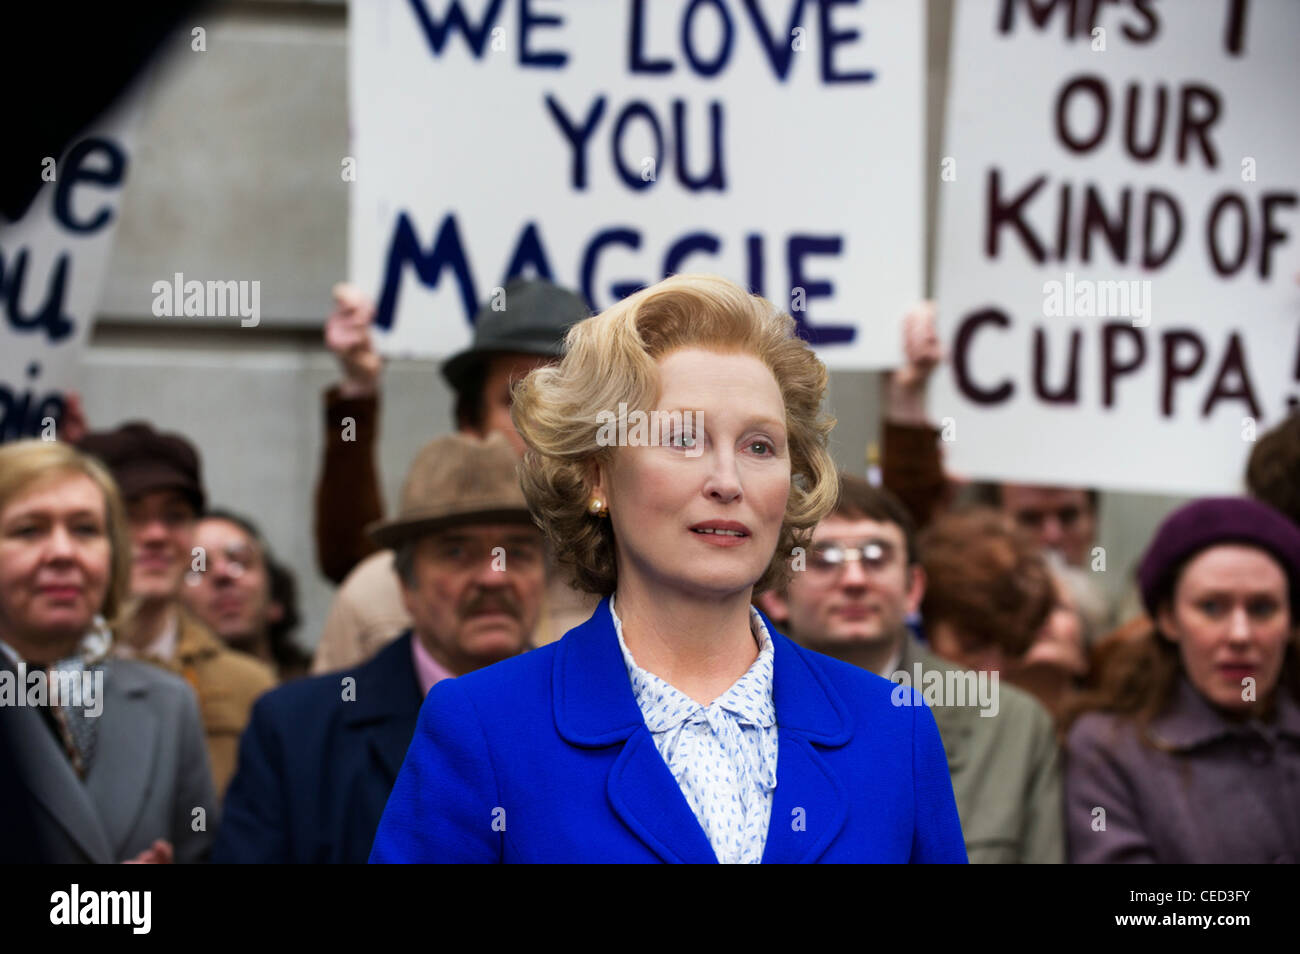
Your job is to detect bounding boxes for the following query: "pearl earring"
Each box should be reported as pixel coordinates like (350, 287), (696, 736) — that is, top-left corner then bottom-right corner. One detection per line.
(588, 497), (607, 517)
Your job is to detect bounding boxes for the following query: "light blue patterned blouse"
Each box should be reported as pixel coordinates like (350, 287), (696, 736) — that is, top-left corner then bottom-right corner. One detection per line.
(609, 596), (779, 864)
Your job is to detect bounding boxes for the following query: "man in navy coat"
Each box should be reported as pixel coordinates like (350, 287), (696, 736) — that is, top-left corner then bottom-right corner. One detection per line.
(212, 433), (547, 863)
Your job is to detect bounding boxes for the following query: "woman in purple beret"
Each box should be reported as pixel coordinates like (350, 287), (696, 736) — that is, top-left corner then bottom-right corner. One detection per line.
(1063, 497), (1300, 863)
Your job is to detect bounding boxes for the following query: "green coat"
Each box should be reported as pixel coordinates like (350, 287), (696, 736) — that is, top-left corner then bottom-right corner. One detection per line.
(894, 637), (1064, 863)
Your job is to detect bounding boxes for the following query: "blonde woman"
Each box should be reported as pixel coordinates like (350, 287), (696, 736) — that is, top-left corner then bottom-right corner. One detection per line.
(372, 275), (966, 863)
(0, 440), (214, 863)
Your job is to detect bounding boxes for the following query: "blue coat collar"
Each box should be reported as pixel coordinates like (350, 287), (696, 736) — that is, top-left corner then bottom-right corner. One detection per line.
(552, 596), (854, 863)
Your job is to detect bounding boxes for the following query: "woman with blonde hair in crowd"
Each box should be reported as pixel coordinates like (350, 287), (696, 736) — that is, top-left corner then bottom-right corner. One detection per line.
(1063, 497), (1300, 863)
(372, 274), (966, 863)
(0, 440), (214, 863)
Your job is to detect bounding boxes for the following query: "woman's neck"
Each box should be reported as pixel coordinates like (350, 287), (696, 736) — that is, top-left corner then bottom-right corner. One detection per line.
(613, 578), (760, 706)
(0, 626), (82, 668)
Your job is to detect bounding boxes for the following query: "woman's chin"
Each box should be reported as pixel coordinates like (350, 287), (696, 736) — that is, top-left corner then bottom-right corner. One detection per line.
(661, 566), (763, 602)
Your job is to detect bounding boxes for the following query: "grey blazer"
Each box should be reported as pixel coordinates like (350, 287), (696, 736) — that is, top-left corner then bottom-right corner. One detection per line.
(5, 657), (216, 863)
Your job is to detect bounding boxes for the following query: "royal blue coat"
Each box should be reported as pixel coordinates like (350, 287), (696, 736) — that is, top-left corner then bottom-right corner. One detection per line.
(371, 598), (968, 863)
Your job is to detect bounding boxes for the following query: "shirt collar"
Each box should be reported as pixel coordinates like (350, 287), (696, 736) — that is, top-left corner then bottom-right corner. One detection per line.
(1149, 674), (1300, 750)
(410, 632), (456, 697)
(608, 595), (777, 732)
(115, 608), (178, 663)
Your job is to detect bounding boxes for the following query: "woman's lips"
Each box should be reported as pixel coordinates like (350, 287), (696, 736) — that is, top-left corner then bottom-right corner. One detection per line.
(1218, 664), (1256, 679)
(39, 585), (83, 600)
(689, 528), (748, 548)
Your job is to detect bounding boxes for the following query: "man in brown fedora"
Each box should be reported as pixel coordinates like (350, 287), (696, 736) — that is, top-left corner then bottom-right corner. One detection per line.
(310, 278), (595, 675)
(212, 432), (546, 863)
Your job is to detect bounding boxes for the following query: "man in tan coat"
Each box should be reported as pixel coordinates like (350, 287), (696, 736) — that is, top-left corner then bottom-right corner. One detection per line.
(79, 423), (275, 797)
(756, 473), (1064, 864)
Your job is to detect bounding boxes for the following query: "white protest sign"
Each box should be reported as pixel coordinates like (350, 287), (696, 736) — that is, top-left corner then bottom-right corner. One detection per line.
(931, 0), (1300, 496)
(350, 0), (923, 369)
(0, 93), (144, 443)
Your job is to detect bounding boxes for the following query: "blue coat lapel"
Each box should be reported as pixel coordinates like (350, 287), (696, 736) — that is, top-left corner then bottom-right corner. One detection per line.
(761, 613), (852, 863)
(554, 597), (853, 864)
(607, 728), (720, 863)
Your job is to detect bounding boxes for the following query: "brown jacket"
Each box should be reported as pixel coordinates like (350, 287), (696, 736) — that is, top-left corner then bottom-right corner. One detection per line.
(144, 610), (276, 799)
(315, 386), (384, 584)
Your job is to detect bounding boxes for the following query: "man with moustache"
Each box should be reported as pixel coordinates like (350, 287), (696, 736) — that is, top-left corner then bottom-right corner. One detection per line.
(77, 423), (276, 798)
(310, 279), (594, 674)
(212, 432), (547, 863)
(755, 473), (1065, 864)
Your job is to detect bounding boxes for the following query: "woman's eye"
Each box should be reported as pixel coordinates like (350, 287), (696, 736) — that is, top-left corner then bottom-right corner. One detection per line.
(1247, 599), (1280, 619)
(1198, 599), (1226, 616)
(73, 524), (102, 537)
(748, 440), (773, 455)
(669, 430), (697, 448)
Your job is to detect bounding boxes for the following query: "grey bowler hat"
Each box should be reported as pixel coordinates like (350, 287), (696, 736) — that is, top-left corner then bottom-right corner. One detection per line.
(440, 278), (590, 394)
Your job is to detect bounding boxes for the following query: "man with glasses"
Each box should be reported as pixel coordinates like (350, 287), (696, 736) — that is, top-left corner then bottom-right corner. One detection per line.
(77, 423), (276, 798)
(213, 432), (547, 863)
(182, 510), (310, 682)
(756, 472), (1065, 863)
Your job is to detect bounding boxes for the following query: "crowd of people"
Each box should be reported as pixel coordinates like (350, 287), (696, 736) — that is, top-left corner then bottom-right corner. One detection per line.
(1, 274), (1297, 864)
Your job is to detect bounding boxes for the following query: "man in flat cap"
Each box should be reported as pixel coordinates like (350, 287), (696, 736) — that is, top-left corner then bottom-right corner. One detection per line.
(310, 278), (595, 675)
(78, 422), (275, 797)
(213, 432), (546, 863)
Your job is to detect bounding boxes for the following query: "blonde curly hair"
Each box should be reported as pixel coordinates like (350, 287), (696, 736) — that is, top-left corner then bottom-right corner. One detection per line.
(510, 274), (838, 596)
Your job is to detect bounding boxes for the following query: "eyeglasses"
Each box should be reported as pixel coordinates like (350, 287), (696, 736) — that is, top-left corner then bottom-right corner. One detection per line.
(184, 544), (260, 586)
(1013, 505), (1084, 530)
(807, 539), (899, 576)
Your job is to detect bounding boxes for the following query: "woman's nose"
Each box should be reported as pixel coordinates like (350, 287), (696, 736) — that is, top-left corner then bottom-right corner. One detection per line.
(44, 525), (77, 560)
(703, 449), (742, 501)
(1227, 606), (1252, 642)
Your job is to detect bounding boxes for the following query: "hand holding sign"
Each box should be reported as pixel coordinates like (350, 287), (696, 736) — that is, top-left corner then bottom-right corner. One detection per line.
(325, 283), (382, 398)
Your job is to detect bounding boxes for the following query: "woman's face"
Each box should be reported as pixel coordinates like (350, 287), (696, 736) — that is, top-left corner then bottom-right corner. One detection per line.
(0, 473), (111, 649)
(1158, 544), (1295, 714)
(595, 348), (791, 603)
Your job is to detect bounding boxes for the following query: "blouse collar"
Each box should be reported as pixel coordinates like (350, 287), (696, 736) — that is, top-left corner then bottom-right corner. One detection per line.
(608, 594), (777, 732)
